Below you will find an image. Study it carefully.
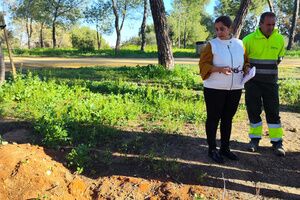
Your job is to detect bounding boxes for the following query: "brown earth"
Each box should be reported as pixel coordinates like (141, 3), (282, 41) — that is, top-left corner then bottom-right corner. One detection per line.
(0, 110), (299, 200)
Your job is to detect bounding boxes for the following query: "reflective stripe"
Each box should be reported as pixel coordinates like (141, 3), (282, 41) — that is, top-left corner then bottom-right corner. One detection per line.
(250, 59), (278, 64)
(268, 127), (283, 139)
(249, 121), (262, 137)
(256, 69), (278, 74)
(270, 138), (282, 142)
(250, 121), (262, 128)
(249, 134), (262, 139)
(268, 123), (281, 128)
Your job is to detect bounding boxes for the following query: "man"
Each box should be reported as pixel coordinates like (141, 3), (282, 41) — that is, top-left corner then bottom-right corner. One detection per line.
(243, 12), (285, 156)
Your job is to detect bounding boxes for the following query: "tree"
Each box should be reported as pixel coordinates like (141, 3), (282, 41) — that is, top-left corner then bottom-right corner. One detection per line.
(84, 0), (113, 50)
(124, 24), (156, 46)
(45, 0), (83, 48)
(267, 0), (274, 12)
(0, 13), (16, 79)
(287, 0), (300, 49)
(215, 0), (265, 38)
(34, 0), (52, 48)
(149, 0), (174, 69)
(275, 0), (300, 43)
(232, 0), (252, 38)
(140, 0), (148, 51)
(169, 0), (210, 48)
(111, 0), (141, 54)
(11, 0), (35, 49)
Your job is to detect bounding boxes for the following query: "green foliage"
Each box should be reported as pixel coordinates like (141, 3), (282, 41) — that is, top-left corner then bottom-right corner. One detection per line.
(70, 26), (97, 51)
(66, 144), (91, 173)
(168, 0), (210, 47)
(84, 0), (114, 36)
(0, 66), (207, 149)
(123, 25), (156, 46)
(279, 79), (300, 108)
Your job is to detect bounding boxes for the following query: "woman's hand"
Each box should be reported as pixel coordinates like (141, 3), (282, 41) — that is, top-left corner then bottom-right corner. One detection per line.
(219, 67), (232, 75)
(211, 66), (232, 75)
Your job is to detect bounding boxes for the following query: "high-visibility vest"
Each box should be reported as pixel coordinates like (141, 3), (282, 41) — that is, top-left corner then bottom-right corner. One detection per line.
(243, 28), (285, 83)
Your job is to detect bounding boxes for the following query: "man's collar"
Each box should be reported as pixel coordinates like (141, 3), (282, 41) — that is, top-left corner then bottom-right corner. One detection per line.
(255, 28), (278, 39)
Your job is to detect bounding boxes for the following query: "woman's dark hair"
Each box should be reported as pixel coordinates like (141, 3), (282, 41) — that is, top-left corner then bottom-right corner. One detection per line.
(215, 16), (232, 28)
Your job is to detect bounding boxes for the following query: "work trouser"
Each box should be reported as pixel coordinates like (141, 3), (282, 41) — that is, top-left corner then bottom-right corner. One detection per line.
(245, 80), (283, 142)
(204, 88), (242, 152)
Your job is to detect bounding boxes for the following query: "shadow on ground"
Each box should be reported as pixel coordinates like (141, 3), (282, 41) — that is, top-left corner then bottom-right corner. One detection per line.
(1, 119), (299, 200)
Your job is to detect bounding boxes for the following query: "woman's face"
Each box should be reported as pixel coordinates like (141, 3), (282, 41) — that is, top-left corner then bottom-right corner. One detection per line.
(215, 22), (231, 40)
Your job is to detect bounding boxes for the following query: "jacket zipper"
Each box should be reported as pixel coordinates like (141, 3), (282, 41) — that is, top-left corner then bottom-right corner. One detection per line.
(227, 45), (234, 90)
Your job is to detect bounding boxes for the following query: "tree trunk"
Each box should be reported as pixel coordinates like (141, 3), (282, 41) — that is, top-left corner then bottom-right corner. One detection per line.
(287, 0), (299, 50)
(115, 29), (121, 54)
(52, 20), (56, 48)
(0, 13), (16, 78)
(99, 33), (102, 50)
(112, 0), (120, 54)
(267, 0), (274, 12)
(149, 0), (174, 69)
(140, 0), (148, 52)
(232, 0), (252, 38)
(96, 24), (100, 50)
(178, 14), (181, 48)
(183, 21), (187, 48)
(26, 18), (33, 49)
(0, 45), (5, 84)
(40, 22), (44, 48)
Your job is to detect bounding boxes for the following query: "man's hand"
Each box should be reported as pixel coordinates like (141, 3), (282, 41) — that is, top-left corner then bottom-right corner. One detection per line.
(243, 65), (250, 76)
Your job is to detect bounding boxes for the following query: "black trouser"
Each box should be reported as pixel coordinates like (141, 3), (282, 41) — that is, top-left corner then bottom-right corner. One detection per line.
(245, 80), (281, 125)
(204, 88), (242, 152)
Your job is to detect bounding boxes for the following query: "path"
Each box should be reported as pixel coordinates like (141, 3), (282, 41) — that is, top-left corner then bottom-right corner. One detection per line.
(4, 57), (300, 68)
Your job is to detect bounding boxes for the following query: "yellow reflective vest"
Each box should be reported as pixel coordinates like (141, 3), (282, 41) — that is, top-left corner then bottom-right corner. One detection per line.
(243, 28), (285, 83)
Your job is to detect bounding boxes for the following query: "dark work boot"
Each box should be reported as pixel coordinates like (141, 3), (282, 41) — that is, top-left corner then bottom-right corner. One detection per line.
(248, 138), (260, 152)
(271, 141), (285, 157)
(208, 149), (224, 164)
(220, 148), (239, 161)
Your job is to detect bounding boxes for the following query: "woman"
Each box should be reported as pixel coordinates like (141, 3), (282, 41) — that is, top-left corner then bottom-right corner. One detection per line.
(199, 16), (249, 163)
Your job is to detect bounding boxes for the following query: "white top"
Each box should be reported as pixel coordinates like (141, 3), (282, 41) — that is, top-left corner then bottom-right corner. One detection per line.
(204, 37), (245, 90)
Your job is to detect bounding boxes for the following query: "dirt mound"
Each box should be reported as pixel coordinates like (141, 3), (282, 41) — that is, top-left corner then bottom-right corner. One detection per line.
(0, 143), (220, 200)
(0, 144), (91, 199)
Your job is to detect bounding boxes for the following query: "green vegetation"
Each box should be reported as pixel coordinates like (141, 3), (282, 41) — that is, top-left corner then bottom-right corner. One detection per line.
(285, 50), (300, 57)
(0, 64), (299, 172)
(10, 45), (196, 58)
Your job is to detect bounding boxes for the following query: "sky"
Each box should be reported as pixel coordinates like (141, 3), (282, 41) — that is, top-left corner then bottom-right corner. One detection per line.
(103, 0), (216, 46)
(0, 0), (216, 47)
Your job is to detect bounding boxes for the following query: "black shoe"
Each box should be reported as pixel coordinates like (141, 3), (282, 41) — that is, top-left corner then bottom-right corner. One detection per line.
(248, 138), (260, 152)
(272, 141), (285, 157)
(208, 149), (224, 164)
(220, 149), (239, 161)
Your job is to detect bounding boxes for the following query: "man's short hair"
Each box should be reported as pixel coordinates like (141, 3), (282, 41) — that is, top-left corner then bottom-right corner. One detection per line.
(260, 12), (276, 24)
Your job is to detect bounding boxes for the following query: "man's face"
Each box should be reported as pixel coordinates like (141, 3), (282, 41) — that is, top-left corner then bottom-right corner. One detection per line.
(260, 16), (276, 37)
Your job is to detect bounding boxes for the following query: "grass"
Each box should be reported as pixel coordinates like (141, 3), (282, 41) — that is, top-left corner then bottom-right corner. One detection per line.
(0, 64), (299, 173)
(7, 45), (197, 58)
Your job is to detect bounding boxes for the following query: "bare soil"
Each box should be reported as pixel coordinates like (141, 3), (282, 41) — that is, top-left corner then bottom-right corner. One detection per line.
(0, 110), (299, 200)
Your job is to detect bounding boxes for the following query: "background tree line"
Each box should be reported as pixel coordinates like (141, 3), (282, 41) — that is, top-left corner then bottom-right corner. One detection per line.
(0, 0), (299, 55)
